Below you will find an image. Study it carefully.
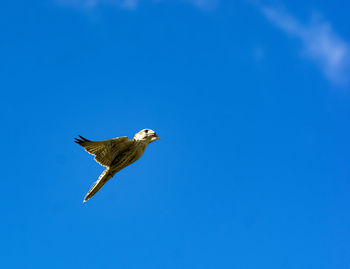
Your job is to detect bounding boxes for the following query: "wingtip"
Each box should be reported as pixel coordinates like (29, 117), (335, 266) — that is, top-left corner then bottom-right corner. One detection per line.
(74, 135), (89, 145)
(78, 135), (90, 142)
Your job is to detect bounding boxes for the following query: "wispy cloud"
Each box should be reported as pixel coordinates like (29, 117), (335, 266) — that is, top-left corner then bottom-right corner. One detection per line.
(56, 0), (217, 10)
(185, 0), (218, 9)
(261, 6), (350, 85)
(55, 0), (139, 10)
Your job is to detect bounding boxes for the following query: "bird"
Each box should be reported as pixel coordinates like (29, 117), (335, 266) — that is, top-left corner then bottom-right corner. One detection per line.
(74, 129), (160, 202)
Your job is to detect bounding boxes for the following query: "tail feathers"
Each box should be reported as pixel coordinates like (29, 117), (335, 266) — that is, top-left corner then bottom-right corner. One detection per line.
(83, 168), (112, 203)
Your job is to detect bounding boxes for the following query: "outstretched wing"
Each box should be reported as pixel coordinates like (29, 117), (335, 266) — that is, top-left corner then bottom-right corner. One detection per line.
(74, 135), (133, 167)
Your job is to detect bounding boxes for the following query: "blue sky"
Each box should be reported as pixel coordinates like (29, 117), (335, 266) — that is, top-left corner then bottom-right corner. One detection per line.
(1, 0), (350, 268)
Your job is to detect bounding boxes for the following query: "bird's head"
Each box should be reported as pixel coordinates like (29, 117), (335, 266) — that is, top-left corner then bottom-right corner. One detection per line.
(133, 129), (160, 143)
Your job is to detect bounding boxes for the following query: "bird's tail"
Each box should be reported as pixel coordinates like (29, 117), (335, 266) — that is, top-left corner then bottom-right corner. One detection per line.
(83, 168), (113, 203)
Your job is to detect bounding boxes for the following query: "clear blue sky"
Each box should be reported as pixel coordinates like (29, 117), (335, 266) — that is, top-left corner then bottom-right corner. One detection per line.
(1, 0), (350, 268)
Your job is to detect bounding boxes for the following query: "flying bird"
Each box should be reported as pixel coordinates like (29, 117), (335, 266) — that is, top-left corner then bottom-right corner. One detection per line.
(74, 129), (160, 202)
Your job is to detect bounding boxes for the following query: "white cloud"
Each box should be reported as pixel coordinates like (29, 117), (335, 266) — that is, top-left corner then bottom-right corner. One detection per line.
(261, 6), (350, 85)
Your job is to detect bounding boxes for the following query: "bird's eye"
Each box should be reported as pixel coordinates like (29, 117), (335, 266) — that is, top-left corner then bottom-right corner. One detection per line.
(145, 130), (149, 133)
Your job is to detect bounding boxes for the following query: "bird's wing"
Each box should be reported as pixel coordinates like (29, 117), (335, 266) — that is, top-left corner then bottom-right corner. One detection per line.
(74, 135), (133, 167)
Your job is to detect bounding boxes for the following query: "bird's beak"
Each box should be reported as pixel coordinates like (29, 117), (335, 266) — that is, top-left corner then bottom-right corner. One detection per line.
(151, 134), (160, 142)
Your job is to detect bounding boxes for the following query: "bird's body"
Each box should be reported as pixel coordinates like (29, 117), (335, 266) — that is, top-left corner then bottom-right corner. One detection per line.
(75, 129), (160, 202)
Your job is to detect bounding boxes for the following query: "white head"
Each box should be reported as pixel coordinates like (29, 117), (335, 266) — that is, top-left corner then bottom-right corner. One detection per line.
(133, 129), (160, 143)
